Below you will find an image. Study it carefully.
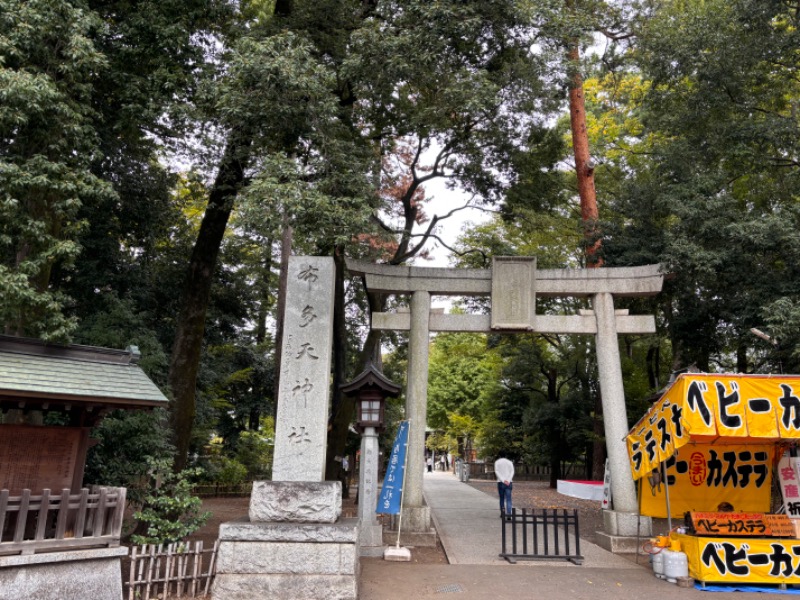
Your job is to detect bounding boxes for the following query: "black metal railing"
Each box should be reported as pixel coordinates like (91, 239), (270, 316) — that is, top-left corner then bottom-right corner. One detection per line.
(499, 508), (583, 565)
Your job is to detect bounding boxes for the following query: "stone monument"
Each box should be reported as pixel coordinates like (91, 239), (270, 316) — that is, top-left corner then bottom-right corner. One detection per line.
(212, 257), (360, 600)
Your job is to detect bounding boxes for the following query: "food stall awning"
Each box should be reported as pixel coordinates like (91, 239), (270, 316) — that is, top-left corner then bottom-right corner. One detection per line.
(626, 373), (800, 480)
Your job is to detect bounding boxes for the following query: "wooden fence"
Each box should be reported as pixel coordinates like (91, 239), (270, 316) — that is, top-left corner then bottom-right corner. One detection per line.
(126, 541), (219, 600)
(466, 462), (586, 481)
(0, 487), (125, 555)
(190, 483), (252, 498)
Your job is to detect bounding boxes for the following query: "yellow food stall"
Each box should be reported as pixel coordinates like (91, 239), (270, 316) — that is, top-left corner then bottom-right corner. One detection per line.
(627, 373), (800, 585)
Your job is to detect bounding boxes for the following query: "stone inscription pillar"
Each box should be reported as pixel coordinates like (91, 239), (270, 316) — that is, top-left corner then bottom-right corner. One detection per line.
(272, 256), (335, 482)
(403, 290), (431, 531)
(593, 292), (638, 513)
(214, 256), (359, 600)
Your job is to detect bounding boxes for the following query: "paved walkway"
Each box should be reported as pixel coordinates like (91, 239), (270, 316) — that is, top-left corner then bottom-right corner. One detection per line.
(424, 471), (636, 568)
(360, 471), (767, 599)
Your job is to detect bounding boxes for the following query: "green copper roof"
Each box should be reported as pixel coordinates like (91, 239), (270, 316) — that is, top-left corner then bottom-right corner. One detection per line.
(0, 336), (168, 408)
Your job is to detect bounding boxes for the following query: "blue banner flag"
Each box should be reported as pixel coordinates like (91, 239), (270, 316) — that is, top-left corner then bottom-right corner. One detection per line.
(376, 420), (409, 515)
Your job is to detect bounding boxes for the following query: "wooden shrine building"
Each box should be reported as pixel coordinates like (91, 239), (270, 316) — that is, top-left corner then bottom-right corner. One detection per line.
(0, 334), (167, 495)
(0, 334), (168, 600)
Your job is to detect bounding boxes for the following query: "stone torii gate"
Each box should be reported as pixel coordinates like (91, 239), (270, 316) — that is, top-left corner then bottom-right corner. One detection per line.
(347, 257), (664, 548)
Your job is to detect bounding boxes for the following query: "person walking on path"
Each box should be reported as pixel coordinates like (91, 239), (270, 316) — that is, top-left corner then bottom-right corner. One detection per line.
(494, 455), (514, 517)
(426, 456), (433, 473)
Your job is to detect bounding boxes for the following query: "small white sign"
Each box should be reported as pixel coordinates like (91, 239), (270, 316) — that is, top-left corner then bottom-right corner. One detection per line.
(778, 453), (800, 519)
(601, 458), (612, 509)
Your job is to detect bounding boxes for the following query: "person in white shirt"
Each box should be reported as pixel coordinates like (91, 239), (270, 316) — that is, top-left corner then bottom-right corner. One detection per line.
(494, 455), (514, 517)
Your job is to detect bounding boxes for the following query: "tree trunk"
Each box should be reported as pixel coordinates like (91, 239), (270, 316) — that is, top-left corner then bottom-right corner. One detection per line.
(254, 239), (273, 345)
(324, 285), (386, 484)
(567, 36), (605, 477)
(168, 135), (251, 471)
(646, 344), (661, 390)
(591, 392), (606, 480)
(273, 215), (293, 402)
(325, 248), (354, 497)
(567, 35), (602, 267)
(577, 335), (605, 481)
(546, 368), (562, 489)
(737, 342), (748, 374)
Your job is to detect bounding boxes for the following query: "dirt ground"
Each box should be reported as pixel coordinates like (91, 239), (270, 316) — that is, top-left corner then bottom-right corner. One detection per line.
(175, 491), (450, 564)
(178, 479), (665, 561)
(468, 479), (608, 545)
(123, 478), (664, 596)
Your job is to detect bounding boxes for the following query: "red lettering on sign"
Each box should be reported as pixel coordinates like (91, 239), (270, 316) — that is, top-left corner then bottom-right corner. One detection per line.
(690, 452), (707, 486)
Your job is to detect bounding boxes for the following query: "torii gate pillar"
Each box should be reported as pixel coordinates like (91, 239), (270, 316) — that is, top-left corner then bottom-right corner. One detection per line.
(593, 292), (638, 512)
(404, 291), (432, 532)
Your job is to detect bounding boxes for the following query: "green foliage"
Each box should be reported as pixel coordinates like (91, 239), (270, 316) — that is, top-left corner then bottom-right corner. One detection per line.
(131, 459), (210, 546)
(427, 331), (500, 430)
(84, 410), (174, 507)
(602, 0), (800, 373)
(235, 424), (274, 481)
(445, 413), (480, 459)
(0, 0), (114, 339)
(202, 455), (248, 486)
(764, 298), (800, 372)
(73, 293), (170, 385)
(200, 416), (273, 485)
(425, 431), (456, 455)
(342, 0), (556, 205)
(193, 343), (274, 458)
(476, 411), (515, 460)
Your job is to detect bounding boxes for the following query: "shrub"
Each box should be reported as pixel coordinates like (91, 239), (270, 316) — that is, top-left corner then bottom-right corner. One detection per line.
(84, 409), (174, 507)
(235, 428), (273, 480)
(131, 458), (210, 545)
(203, 455), (248, 486)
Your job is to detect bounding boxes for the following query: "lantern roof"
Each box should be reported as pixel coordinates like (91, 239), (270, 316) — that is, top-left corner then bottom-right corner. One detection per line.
(340, 362), (401, 397)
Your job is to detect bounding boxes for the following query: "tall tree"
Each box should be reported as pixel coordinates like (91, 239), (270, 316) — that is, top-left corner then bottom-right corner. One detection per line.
(0, 0), (113, 339)
(1, 0), (229, 343)
(319, 0), (559, 478)
(167, 22), (358, 467)
(604, 0), (800, 373)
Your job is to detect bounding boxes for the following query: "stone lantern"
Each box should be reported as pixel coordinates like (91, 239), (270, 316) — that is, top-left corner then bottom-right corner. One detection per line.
(341, 363), (401, 555)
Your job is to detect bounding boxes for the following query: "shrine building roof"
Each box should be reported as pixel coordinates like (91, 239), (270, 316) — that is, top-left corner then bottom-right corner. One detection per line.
(0, 335), (168, 411)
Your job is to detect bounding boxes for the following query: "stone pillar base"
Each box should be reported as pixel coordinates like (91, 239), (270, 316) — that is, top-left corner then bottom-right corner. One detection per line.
(358, 523), (384, 557)
(602, 509), (652, 537)
(212, 519), (360, 600)
(594, 531), (646, 554)
(397, 505), (431, 532)
(596, 511), (653, 554)
(0, 546), (127, 600)
(384, 505), (436, 546)
(249, 481), (341, 523)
